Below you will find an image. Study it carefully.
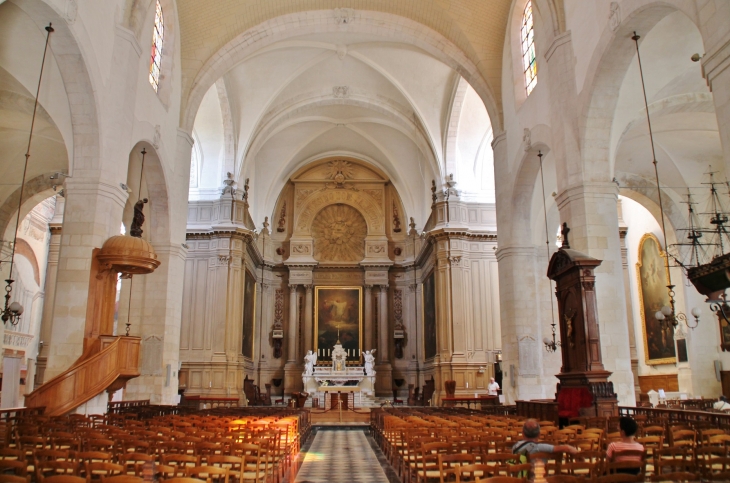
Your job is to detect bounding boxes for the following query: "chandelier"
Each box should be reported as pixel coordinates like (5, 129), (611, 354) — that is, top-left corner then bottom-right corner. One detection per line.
(632, 32), (699, 330)
(543, 321), (561, 353)
(2, 23), (54, 325)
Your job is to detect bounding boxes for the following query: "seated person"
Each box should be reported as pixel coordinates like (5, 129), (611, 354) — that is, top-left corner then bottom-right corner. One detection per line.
(512, 419), (578, 456)
(714, 395), (730, 411)
(606, 416), (644, 475)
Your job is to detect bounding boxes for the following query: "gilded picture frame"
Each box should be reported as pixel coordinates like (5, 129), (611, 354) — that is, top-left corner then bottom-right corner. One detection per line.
(314, 286), (362, 356)
(241, 270), (257, 359)
(636, 233), (676, 365)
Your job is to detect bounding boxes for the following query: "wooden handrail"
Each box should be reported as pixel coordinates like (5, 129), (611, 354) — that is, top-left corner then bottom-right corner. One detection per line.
(25, 336), (141, 416)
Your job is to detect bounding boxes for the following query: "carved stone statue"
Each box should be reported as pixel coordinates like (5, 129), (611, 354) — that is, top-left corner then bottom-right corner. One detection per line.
(130, 198), (148, 238)
(304, 350), (317, 375)
(364, 349), (376, 376)
(331, 343), (347, 372)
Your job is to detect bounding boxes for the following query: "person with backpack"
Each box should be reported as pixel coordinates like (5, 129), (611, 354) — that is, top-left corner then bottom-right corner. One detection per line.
(512, 419), (579, 457)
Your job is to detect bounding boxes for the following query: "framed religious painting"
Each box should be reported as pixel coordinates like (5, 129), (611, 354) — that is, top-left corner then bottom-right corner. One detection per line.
(636, 233), (676, 364)
(314, 287), (362, 356)
(423, 270), (437, 360)
(241, 270), (257, 359)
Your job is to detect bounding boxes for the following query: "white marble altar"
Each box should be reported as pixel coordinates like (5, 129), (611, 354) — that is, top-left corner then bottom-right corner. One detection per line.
(302, 345), (377, 405)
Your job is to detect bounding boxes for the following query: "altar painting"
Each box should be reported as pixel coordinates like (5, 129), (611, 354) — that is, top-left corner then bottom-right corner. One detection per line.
(315, 287), (362, 355)
(423, 271), (437, 360)
(636, 233), (676, 364)
(241, 270), (256, 359)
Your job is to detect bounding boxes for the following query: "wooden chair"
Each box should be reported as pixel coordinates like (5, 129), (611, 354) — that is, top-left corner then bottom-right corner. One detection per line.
(117, 453), (154, 476)
(671, 429), (697, 449)
(546, 476), (585, 483)
(454, 464), (496, 482)
(438, 453), (476, 483)
(0, 460), (28, 477)
(206, 456), (241, 483)
(651, 447), (697, 482)
(85, 463), (124, 483)
(159, 479), (207, 483)
(0, 476), (30, 483)
(184, 466), (229, 483)
(604, 449), (646, 480)
(161, 454), (200, 477)
(37, 461), (79, 481)
(474, 477), (525, 483)
(41, 476), (86, 483)
(596, 475), (642, 483)
(99, 476), (143, 483)
(700, 452), (730, 481)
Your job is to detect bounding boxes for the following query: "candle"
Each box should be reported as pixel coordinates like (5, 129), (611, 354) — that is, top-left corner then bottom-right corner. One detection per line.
(466, 382), (469, 389)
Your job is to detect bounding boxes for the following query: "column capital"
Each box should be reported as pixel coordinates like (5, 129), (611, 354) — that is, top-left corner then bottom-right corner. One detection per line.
(380, 284), (389, 292)
(304, 285), (313, 293)
(288, 284), (298, 292)
(364, 284), (373, 291)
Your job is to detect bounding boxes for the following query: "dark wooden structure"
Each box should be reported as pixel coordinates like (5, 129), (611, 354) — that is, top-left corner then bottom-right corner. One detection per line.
(547, 246), (618, 419)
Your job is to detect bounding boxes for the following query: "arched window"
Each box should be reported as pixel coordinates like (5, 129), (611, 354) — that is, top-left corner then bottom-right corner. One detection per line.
(521, 0), (537, 95)
(148, 0), (164, 92)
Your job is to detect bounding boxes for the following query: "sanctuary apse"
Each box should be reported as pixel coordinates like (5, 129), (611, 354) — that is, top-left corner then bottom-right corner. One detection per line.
(179, 157), (501, 401)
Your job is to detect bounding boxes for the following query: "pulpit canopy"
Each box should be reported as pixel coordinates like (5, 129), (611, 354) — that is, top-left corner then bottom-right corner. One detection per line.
(547, 248), (601, 280)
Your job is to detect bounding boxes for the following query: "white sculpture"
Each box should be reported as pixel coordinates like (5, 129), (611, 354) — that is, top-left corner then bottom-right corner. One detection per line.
(364, 349), (376, 376)
(331, 343), (347, 371)
(304, 350), (317, 375)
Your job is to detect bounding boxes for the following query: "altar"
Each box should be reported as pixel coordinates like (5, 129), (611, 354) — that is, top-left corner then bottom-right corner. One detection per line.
(302, 343), (376, 407)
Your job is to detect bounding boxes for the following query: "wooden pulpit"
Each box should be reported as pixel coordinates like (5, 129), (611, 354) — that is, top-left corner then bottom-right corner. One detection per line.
(547, 245), (618, 419)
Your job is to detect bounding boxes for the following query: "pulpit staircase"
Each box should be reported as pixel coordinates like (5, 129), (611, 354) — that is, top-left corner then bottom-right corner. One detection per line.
(25, 228), (159, 416)
(25, 336), (141, 416)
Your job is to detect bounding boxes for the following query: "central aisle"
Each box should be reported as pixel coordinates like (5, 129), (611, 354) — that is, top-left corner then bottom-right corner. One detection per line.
(294, 430), (391, 483)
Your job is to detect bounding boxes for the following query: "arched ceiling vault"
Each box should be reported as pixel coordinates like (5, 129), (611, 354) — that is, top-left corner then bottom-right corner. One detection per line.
(175, 2), (511, 130)
(190, 21), (496, 227)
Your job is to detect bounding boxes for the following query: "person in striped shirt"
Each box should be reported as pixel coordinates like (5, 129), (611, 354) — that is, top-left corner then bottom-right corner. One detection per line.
(606, 416), (644, 475)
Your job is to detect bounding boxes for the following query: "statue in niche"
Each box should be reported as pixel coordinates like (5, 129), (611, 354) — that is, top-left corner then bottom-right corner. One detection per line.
(130, 198), (148, 238)
(304, 350), (317, 375)
(393, 201), (402, 232)
(364, 349), (376, 376)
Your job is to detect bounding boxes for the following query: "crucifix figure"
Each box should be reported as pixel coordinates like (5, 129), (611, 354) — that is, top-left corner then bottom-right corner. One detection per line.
(561, 222), (571, 249)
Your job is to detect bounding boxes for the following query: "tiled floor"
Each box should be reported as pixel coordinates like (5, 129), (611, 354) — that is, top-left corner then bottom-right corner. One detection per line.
(294, 430), (396, 483)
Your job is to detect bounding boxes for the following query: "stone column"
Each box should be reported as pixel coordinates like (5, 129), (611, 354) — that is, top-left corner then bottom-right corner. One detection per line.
(698, 1), (730, 174)
(364, 285), (373, 351)
(375, 284), (392, 396)
(304, 285), (313, 353)
(36, 198), (63, 384)
(378, 285), (389, 363)
(287, 284), (298, 362)
(617, 200), (640, 399)
(0, 354), (22, 408)
(555, 183), (635, 405)
(45, 178), (127, 380)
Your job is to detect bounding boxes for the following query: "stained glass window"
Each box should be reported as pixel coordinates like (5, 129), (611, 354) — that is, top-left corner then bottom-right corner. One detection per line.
(149, 0), (164, 92)
(521, 1), (537, 96)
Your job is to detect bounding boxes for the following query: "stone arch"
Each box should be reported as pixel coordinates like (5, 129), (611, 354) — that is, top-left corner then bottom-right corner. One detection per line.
(579, 1), (701, 181)
(181, 10), (501, 135)
(11, 0), (101, 177)
(504, 124), (553, 246)
(294, 189), (385, 237)
(124, 141), (171, 244)
(13, 238), (40, 286)
(616, 171), (685, 247)
(0, 174), (61, 240)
